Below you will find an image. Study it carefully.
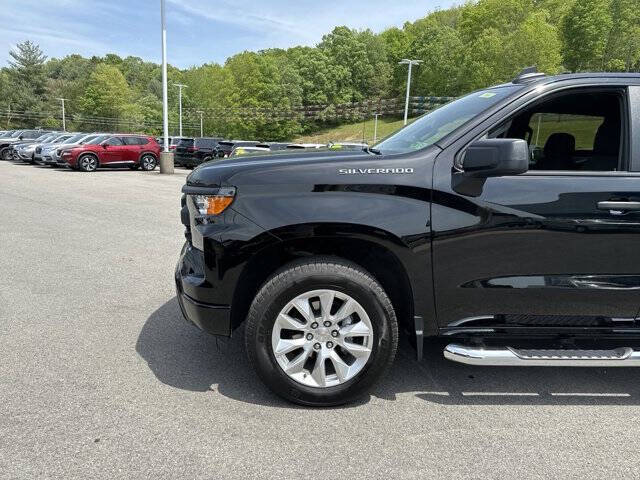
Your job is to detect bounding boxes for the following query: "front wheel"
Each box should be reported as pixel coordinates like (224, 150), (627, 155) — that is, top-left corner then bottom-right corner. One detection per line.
(78, 154), (98, 172)
(0, 148), (11, 161)
(139, 154), (157, 171)
(245, 258), (398, 406)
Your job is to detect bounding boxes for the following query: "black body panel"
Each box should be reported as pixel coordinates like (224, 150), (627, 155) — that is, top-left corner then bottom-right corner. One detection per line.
(176, 73), (640, 342)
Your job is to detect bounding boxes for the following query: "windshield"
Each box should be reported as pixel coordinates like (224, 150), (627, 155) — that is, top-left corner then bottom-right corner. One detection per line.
(52, 135), (72, 144)
(86, 135), (109, 145)
(10, 130), (24, 138)
(37, 134), (55, 143)
(79, 135), (98, 144)
(375, 86), (521, 154)
(64, 134), (86, 144)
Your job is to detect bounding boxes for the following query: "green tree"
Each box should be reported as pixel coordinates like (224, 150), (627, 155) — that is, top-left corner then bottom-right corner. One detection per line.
(562, 0), (613, 71)
(80, 63), (131, 119)
(405, 18), (466, 96)
(603, 0), (640, 71)
(319, 26), (391, 102)
(8, 40), (47, 96)
(5, 41), (48, 123)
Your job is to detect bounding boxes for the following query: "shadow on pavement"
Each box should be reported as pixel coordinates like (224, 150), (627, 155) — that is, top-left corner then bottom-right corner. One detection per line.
(138, 298), (640, 407)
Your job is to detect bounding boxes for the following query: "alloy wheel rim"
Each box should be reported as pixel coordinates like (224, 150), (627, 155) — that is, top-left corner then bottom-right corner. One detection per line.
(82, 157), (96, 170)
(271, 289), (374, 388)
(142, 156), (154, 169)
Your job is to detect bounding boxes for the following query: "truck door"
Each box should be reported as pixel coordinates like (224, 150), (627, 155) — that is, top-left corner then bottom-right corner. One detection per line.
(432, 85), (640, 331)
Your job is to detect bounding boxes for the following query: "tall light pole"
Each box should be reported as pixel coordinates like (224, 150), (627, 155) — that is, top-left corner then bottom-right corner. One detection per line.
(373, 113), (381, 143)
(173, 83), (187, 137)
(196, 110), (204, 137)
(399, 59), (422, 125)
(57, 98), (67, 131)
(158, 0), (173, 173)
(160, 0), (169, 153)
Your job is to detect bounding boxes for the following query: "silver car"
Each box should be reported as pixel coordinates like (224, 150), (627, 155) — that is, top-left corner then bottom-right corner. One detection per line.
(41, 133), (96, 166)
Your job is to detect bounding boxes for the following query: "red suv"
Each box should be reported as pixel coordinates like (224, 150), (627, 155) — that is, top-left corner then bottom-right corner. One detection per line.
(61, 134), (161, 172)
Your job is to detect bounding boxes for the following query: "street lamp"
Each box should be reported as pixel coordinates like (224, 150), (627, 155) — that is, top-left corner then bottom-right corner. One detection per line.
(196, 110), (204, 137)
(373, 113), (382, 143)
(173, 83), (187, 137)
(57, 98), (67, 131)
(399, 59), (422, 125)
(160, 0), (169, 154)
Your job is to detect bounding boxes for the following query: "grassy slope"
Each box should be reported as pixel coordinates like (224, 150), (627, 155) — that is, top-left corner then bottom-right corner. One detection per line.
(293, 117), (410, 145)
(295, 115), (603, 150)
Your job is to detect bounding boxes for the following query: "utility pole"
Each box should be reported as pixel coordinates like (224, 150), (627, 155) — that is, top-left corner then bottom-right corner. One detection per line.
(196, 110), (204, 137)
(399, 59), (422, 125)
(373, 113), (382, 143)
(57, 98), (67, 131)
(173, 83), (187, 137)
(159, 0), (173, 173)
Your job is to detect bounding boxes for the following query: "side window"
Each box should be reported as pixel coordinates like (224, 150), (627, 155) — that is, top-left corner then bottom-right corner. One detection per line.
(528, 113), (604, 153)
(104, 137), (124, 146)
(489, 90), (624, 172)
(122, 137), (137, 145)
(137, 137), (149, 145)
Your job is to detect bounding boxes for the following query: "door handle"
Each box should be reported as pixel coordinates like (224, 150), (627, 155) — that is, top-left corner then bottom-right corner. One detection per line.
(598, 201), (640, 211)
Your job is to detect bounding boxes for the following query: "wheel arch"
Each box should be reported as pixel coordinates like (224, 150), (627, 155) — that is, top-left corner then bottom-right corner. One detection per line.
(138, 151), (158, 162)
(229, 222), (432, 337)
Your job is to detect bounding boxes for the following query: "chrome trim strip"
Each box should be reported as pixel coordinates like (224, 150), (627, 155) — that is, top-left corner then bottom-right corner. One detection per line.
(444, 343), (640, 367)
(447, 315), (496, 327)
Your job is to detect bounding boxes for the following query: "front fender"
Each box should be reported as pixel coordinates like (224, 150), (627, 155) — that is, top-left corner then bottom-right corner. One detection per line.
(231, 184), (435, 329)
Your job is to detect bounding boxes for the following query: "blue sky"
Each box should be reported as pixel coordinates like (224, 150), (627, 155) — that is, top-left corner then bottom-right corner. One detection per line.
(0, 0), (455, 68)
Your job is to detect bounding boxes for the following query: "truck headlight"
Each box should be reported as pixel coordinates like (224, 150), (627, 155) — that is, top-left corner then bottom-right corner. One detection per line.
(192, 187), (236, 216)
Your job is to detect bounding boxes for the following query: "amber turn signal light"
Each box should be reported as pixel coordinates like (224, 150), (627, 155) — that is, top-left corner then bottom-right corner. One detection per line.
(193, 187), (236, 216)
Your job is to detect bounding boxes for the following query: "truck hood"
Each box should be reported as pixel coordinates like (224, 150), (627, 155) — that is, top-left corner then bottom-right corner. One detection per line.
(185, 148), (435, 188)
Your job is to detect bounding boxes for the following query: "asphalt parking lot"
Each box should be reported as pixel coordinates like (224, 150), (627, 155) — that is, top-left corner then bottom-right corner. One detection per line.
(2, 160), (640, 479)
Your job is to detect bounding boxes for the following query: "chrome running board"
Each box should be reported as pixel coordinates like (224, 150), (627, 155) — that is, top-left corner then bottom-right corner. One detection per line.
(444, 344), (640, 367)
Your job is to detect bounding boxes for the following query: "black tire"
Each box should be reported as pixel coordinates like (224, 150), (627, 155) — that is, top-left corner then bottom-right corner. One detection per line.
(0, 148), (11, 161)
(139, 153), (157, 171)
(78, 154), (98, 172)
(245, 257), (398, 406)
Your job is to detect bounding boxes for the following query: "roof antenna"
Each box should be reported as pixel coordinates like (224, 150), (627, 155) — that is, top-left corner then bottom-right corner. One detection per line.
(513, 66), (546, 84)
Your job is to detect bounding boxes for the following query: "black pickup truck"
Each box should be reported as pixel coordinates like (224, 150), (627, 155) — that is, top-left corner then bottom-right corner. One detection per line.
(176, 70), (640, 406)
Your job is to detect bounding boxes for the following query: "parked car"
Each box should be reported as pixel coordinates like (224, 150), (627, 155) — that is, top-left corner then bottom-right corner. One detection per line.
(32, 133), (76, 164)
(285, 143), (325, 150)
(42, 133), (98, 167)
(14, 132), (62, 163)
(229, 145), (270, 157)
(215, 140), (261, 158)
(256, 142), (291, 151)
(175, 137), (222, 168)
(156, 136), (184, 151)
(61, 134), (161, 172)
(176, 70), (640, 406)
(327, 141), (369, 151)
(0, 129), (49, 160)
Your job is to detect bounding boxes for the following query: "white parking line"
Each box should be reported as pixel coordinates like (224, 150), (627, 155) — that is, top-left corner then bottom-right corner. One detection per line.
(461, 392), (539, 396)
(549, 392), (630, 397)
